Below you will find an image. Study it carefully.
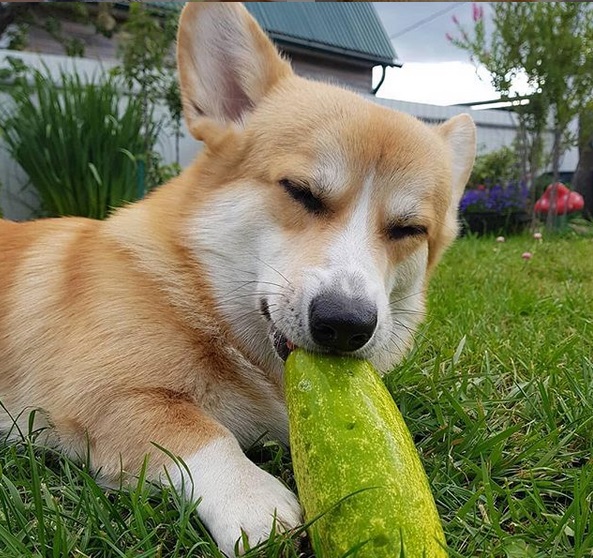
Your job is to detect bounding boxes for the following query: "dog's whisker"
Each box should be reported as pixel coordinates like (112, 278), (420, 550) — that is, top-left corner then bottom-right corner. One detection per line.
(389, 317), (431, 346)
(250, 254), (293, 288)
(389, 307), (427, 316)
(216, 291), (290, 305)
(389, 290), (426, 305)
(221, 279), (287, 290)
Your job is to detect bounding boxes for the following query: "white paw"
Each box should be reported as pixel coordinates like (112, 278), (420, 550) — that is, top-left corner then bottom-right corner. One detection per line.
(203, 461), (301, 556)
(171, 437), (302, 556)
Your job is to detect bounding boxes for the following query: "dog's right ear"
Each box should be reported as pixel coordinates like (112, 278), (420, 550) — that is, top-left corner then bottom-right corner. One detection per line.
(177, 2), (292, 140)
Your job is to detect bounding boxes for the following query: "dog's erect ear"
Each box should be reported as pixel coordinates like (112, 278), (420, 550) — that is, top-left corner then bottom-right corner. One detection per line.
(177, 2), (292, 137)
(437, 114), (476, 207)
(427, 114), (476, 267)
(437, 113), (476, 236)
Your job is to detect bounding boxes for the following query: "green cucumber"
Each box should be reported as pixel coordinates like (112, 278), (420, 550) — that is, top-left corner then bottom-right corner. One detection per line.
(285, 349), (447, 558)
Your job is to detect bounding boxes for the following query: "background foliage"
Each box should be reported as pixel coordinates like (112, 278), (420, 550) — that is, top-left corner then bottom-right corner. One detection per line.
(450, 2), (593, 222)
(0, 3), (182, 220)
(0, 59), (159, 219)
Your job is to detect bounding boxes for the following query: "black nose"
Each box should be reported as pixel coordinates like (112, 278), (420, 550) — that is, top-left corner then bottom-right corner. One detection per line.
(309, 293), (377, 352)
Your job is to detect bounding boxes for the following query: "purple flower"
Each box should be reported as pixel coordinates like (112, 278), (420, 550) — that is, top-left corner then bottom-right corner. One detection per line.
(452, 14), (459, 25)
(460, 181), (530, 214)
(472, 3), (484, 22)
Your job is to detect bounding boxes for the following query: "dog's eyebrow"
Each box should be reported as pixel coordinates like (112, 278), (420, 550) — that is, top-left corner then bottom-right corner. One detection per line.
(388, 212), (424, 226)
(402, 211), (421, 222)
(312, 151), (348, 195)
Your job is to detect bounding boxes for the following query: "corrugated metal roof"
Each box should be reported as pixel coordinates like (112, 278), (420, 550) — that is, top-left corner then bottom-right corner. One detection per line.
(143, 2), (396, 65)
(245, 3), (396, 65)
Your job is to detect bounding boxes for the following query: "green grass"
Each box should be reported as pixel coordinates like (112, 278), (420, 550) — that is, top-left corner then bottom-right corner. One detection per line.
(1, 232), (592, 557)
(390, 232), (593, 557)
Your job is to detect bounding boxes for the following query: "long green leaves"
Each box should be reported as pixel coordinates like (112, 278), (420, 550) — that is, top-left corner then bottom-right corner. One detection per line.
(0, 68), (159, 219)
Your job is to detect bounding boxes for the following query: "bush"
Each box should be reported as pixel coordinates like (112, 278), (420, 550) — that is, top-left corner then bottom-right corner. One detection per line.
(468, 145), (522, 189)
(0, 64), (159, 219)
(460, 181), (530, 214)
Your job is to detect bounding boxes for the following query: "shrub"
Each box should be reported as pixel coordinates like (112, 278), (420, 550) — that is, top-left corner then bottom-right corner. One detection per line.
(468, 145), (522, 189)
(460, 181), (530, 214)
(459, 181), (531, 236)
(0, 64), (159, 219)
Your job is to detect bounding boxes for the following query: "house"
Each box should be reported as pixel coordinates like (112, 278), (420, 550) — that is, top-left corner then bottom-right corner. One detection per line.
(243, 2), (398, 93)
(3, 1), (398, 95)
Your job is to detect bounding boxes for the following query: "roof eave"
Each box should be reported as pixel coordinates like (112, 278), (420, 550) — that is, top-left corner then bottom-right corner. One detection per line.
(269, 33), (398, 67)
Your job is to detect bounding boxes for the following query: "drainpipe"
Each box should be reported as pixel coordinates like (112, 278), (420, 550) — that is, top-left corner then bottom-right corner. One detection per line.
(372, 62), (401, 95)
(372, 65), (386, 95)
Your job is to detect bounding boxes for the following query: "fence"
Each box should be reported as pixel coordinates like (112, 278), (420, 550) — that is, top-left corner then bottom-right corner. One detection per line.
(0, 49), (578, 221)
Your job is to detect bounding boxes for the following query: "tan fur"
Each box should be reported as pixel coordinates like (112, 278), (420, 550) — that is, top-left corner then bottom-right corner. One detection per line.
(0, 3), (475, 553)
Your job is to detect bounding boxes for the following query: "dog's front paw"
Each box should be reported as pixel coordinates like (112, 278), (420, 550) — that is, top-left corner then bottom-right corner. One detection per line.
(205, 462), (301, 556)
(176, 437), (302, 557)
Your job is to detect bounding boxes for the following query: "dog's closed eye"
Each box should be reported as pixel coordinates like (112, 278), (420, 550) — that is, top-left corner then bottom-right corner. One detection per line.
(386, 224), (427, 241)
(279, 179), (326, 215)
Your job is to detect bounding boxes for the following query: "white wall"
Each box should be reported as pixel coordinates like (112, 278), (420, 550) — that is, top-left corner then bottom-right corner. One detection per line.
(0, 49), (578, 221)
(366, 95), (579, 169)
(0, 50), (203, 220)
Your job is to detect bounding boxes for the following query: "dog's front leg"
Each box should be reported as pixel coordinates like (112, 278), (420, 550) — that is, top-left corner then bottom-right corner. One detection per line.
(171, 434), (302, 556)
(86, 391), (301, 556)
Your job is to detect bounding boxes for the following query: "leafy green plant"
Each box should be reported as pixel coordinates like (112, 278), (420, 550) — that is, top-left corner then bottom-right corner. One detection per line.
(469, 146), (522, 189)
(114, 3), (183, 173)
(0, 64), (159, 219)
(449, 2), (593, 229)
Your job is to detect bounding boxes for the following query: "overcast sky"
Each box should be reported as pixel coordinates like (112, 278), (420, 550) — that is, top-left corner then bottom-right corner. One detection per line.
(372, 2), (512, 106)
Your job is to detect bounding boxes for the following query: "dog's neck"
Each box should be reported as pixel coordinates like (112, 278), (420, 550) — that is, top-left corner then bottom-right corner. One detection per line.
(103, 169), (285, 388)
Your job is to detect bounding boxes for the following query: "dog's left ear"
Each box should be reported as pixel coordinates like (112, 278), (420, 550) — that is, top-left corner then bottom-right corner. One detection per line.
(177, 2), (292, 140)
(430, 114), (476, 259)
(437, 114), (476, 207)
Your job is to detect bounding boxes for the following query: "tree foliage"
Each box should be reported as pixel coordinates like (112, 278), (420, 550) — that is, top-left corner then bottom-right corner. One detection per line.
(114, 3), (182, 179)
(0, 2), (115, 57)
(450, 3), (593, 221)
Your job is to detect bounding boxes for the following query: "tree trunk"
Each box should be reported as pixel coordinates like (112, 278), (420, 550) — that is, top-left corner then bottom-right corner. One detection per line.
(0, 2), (17, 37)
(573, 111), (593, 220)
(545, 126), (564, 231)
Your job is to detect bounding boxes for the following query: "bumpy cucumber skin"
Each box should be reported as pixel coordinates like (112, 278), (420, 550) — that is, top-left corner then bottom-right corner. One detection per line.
(285, 349), (447, 558)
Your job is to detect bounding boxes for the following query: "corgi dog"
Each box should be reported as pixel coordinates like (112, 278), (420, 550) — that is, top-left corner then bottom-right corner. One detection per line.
(0, 2), (475, 556)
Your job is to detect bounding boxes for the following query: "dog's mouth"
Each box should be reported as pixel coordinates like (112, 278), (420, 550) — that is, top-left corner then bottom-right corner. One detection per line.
(271, 326), (296, 361)
(261, 298), (297, 361)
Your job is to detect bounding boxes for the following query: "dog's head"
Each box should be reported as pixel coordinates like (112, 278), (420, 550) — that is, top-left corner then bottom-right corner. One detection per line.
(176, 3), (475, 374)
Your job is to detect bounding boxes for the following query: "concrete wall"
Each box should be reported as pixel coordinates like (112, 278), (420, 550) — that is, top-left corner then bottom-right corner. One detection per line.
(289, 52), (373, 93)
(0, 49), (578, 221)
(367, 95), (579, 170)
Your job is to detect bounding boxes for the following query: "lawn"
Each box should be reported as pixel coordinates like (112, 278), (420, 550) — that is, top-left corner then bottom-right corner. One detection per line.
(1, 232), (592, 557)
